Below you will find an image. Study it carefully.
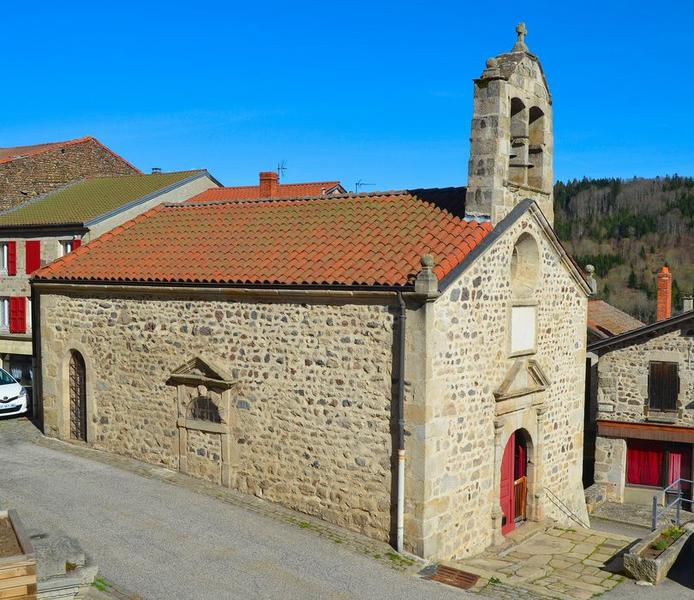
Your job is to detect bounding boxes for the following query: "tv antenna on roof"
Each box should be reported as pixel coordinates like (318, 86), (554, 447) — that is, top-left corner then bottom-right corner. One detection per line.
(354, 179), (375, 194)
(277, 160), (288, 181)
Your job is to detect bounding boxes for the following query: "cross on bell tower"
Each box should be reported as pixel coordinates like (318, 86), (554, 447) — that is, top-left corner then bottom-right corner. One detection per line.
(513, 22), (528, 52)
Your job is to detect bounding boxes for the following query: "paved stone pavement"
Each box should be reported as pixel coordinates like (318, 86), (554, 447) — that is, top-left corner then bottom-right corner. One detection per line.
(454, 523), (633, 599)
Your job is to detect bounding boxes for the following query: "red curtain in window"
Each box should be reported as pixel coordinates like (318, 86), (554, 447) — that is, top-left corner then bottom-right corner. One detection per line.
(626, 440), (663, 486)
(72, 239), (81, 250)
(25, 241), (41, 274)
(9, 297), (26, 333)
(669, 446), (692, 492)
(7, 241), (16, 275)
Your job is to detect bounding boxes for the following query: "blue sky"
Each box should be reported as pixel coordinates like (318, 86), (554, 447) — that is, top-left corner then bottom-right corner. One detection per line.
(2, 1), (693, 190)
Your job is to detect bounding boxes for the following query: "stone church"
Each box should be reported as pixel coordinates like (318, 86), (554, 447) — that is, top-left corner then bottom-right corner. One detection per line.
(32, 25), (590, 560)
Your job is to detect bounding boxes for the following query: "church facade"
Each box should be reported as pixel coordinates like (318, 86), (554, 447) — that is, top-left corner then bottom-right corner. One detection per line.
(33, 26), (590, 560)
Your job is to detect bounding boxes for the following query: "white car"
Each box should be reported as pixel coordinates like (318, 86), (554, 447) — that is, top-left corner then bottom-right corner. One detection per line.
(0, 369), (28, 417)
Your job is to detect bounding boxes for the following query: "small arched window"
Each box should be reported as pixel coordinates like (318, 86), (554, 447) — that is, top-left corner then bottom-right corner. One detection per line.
(189, 396), (221, 423)
(510, 233), (540, 296)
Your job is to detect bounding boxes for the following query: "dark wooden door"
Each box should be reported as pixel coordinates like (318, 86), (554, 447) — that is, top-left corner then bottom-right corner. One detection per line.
(69, 352), (87, 441)
(500, 432), (515, 535)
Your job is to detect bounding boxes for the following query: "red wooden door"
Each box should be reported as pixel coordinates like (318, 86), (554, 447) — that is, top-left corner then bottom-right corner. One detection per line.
(500, 432), (515, 535)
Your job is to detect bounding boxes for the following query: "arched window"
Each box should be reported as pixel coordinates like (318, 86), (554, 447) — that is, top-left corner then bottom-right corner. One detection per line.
(528, 107), (545, 189)
(509, 98), (528, 185)
(189, 396), (221, 423)
(510, 233), (540, 296)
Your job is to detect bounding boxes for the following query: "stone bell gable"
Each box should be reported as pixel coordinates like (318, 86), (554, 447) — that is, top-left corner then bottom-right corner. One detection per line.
(466, 23), (554, 226)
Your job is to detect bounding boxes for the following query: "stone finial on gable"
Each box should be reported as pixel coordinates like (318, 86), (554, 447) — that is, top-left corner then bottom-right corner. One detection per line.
(585, 264), (598, 296)
(414, 254), (439, 298)
(513, 22), (529, 52)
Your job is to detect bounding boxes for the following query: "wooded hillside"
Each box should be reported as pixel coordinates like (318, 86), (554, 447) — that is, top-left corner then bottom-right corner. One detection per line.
(555, 175), (694, 323)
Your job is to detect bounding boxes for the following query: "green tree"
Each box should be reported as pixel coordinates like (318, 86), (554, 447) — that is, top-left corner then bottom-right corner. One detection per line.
(628, 267), (637, 289)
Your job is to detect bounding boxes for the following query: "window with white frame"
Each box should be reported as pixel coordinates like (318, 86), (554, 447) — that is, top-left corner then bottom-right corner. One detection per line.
(60, 240), (74, 256)
(0, 298), (8, 331)
(0, 243), (7, 273)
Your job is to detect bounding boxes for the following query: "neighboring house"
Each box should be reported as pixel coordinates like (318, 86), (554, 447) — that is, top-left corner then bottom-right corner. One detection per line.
(583, 298), (645, 485)
(0, 170), (219, 405)
(0, 136), (140, 211)
(187, 171), (345, 203)
(32, 25), (591, 561)
(587, 299), (645, 343)
(587, 266), (694, 507)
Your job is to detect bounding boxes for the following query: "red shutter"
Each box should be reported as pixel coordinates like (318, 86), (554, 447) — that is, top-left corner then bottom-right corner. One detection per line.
(9, 297), (26, 333)
(72, 239), (81, 250)
(25, 241), (41, 274)
(7, 241), (16, 276)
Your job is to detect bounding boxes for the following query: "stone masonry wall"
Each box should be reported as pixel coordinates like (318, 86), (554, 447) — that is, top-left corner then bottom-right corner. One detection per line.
(418, 211), (588, 559)
(595, 327), (694, 425)
(40, 293), (396, 541)
(0, 139), (138, 211)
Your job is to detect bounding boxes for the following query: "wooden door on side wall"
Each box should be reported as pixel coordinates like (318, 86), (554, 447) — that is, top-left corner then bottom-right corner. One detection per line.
(500, 432), (515, 535)
(69, 351), (87, 442)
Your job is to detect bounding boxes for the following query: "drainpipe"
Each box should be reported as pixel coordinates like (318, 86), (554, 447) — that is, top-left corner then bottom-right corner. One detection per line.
(396, 292), (406, 553)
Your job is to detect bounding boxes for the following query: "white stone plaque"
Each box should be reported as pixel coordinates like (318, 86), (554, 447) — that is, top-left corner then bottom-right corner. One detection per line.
(511, 305), (536, 354)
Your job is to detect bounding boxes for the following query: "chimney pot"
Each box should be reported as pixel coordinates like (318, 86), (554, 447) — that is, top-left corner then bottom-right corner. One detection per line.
(151, 167), (162, 174)
(259, 171), (279, 198)
(656, 266), (673, 321)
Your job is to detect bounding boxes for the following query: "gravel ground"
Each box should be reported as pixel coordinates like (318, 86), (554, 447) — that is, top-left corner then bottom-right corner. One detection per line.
(0, 419), (467, 600)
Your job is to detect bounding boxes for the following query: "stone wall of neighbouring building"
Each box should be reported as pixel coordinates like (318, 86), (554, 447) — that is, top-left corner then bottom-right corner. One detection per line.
(593, 325), (694, 502)
(39, 292), (397, 542)
(0, 139), (138, 211)
(595, 328), (694, 425)
(408, 211), (588, 560)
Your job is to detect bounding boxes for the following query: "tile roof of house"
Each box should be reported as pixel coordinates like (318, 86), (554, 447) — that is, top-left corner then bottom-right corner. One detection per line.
(0, 170), (207, 228)
(0, 136), (140, 172)
(34, 188), (492, 287)
(188, 181), (344, 203)
(587, 299), (645, 338)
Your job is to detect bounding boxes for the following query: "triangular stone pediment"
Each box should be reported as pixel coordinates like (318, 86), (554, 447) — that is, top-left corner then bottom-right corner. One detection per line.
(168, 356), (235, 390)
(494, 359), (550, 401)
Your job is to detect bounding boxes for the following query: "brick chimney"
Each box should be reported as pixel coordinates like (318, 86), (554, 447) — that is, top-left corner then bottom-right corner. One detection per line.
(656, 266), (673, 321)
(259, 171), (279, 198)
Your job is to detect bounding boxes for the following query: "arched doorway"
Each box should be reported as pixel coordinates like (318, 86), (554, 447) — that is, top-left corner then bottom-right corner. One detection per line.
(69, 351), (87, 441)
(500, 430), (528, 535)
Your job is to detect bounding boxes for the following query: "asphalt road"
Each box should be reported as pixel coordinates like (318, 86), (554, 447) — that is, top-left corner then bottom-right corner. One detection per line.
(0, 420), (465, 600)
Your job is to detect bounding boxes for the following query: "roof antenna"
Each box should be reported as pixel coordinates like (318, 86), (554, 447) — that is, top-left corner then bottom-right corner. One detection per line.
(277, 160), (288, 181)
(354, 179), (375, 194)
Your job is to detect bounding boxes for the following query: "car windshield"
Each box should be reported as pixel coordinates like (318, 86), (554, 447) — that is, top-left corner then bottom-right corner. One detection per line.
(0, 369), (17, 385)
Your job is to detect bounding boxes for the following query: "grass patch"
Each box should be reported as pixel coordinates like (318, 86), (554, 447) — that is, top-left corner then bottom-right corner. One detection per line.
(385, 551), (414, 567)
(92, 577), (111, 592)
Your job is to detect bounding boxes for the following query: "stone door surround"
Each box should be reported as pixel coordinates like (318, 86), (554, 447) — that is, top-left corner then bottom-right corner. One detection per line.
(167, 356), (237, 487)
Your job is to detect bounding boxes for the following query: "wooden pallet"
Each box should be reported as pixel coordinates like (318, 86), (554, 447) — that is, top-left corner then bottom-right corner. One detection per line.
(0, 510), (37, 599)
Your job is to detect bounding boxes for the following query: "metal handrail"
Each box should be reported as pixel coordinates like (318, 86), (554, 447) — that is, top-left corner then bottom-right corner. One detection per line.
(652, 478), (693, 530)
(545, 487), (590, 529)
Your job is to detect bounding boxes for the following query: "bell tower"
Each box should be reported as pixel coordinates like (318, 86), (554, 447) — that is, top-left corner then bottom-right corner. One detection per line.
(465, 23), (554, 226)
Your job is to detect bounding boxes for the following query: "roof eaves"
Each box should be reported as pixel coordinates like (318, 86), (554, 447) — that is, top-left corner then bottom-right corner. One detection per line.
(84, 170), (210, 227)
(588, 310), (694, 353)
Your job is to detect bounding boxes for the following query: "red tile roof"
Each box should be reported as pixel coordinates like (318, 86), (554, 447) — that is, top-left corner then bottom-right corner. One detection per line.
(34, 189), (491, 287)
(188, 181), (344, 203)
(0, 136), (141, 172)
(587, 299), (645, 338)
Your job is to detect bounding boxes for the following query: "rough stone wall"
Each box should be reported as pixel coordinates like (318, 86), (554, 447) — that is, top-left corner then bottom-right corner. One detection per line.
(593, 436), (626, 501)
(0, 139), (138, 211)
(595, 327), (694, 425)
(411, 211), (588, 559)
(186, 429), (223, 484)
(40, 293), (396, 541)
